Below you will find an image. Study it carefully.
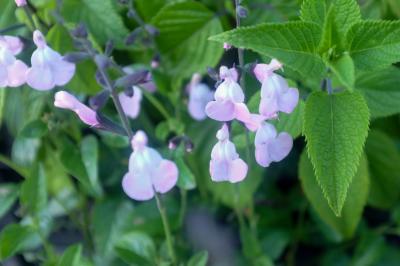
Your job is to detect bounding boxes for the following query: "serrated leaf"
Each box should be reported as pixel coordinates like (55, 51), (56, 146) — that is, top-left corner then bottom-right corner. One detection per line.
(334, 0), (362, 36)
(346, 21), (400, 70)
(303, 91), (370, 216)
(20, 164), (47, 214)
(318, 5), (339, 53)
(58, 244), (82, 266)
(188, 251), (208, 266)
(61, 0), (129, 47)
(300, 0), (327, 26)
(355, 66), (400, 118)
(299, 151), (369, 239)
(209, 22), (325, 80)
(365, 130), (400, 209)
(328, 53), (355, 91)
(152, 1), (223, 80)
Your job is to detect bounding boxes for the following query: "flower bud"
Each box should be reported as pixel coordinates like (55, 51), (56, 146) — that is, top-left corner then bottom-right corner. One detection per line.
(115, 70), (149, 88)
(94, 54), (110, 70)
(71, 23), (88, 39)
(125, 28), (142, 45)
(236, 6), (248, 18)
(63, 52), (91, 63)
(15, 0), (27, 7)
(145, 25), (159, 36)
(89, 90), (110, 110)
(105, 40), (114, 56)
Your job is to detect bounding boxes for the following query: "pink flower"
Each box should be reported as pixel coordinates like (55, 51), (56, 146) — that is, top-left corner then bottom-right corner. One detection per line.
(255, 122), (293, 167)
(15, 0), (27, 7)
(187, 73), (213, 121)
(254, 59), (299, 118)
(205, 66), (262, 131)
(122, 131), (178, 201)
(54, 91), (99, 127)
(223, 43), (232, 50)
(210, 124), (248, 183)
(118, 86), (142, 119)
(0, 36), (28, 87)
(27, 30), (75, 91)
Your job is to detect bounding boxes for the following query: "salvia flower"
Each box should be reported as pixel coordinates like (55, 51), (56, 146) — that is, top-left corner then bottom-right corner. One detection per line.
(187, 73), (213, 121)
(54, 91), (99, 127)
(210, 124), (248, 183)
(119, 86), (142, 119)
(255, 122), (293, 167)
(27, 30), (75, 91)
(253, 59), (299, 118)
(15, 0), (27, 7)
(205, 66), (261, 131)
(122, 131), (178, 201)
(0, 36), (28, 87)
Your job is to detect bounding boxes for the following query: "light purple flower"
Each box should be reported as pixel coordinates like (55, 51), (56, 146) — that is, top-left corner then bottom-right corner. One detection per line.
(27, 30), (75, 91)
(254, 59), (299, 118)
(187, 73), (213, 121)
(15, 0), (27, 7)
(119, 86), (142, 119)
(205, 66), (262, 131)
(210, 124), (248, 183)
(122, 131), (178, 201)
(0, 36), (28, 88)
(255, 122), (293, 167)
(54, 91), (99, 127)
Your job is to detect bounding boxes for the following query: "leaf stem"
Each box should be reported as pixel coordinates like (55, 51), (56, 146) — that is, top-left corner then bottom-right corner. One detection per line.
(154, 192), (177, 265)
(0, 24), (25, 34)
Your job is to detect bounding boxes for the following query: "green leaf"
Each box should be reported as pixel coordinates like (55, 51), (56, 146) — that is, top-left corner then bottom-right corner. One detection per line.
(114, 231), (156, 266)
(299, 151), (369, 239)
(11, 136), (40, 167)
(0, 89), (5, 127)
(355, 66), (400, 118)
(346, 21), (400, 70)
(0, 0), (17, 28)
(0, 224), (36, 260)
(93, 200), (135, 266)
(20, 164), (47, 214)
(209, 22), (325, 80)
(303, 91), (370, 216)
(300, 0), (327, 26)
(47, 25), (100, 95)
(19, 119), (48, 139)
(135, 0), (169, 22)
(58, 244), (82, 266)
(248, 91), (304, 138)
(0, 184), (19, 219)
(152, 1), (223, 80)
(61, 0), (129, 47)
(365, 130), (400, 209)
(318, 5), (339, 54)
(176, 157), (196, 190)
(187, 251), (208, 266)
(334, 0), (361, 35)
(81, 135), (103, 197)
(59, 139), (99, 197)
(328, 53), (355, 91)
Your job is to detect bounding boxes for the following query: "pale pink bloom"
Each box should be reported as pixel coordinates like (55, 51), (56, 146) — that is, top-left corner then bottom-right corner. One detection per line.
(122, 131), (178, 201)
(223, 42), (232, 50)
(0, 36), (28, 87)
(27, 30), (75, 91)
(187, 73), (213, 121)
(205, 66), (262, 131)
(254, 59), (299, 118)
(54, 91), (99, 127)
(255, 122), (293, 167)
(15, 0), (27, 7)
(118, 86), (142, 119)
(210, 124), (248, 183)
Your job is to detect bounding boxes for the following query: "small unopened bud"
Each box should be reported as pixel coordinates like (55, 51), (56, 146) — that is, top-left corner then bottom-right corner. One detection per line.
(94, 54), (110, 70)
(223, 43), (232, 50)
(95, 70), (107, 87)
(207, 67), (219, 81)
(118, 0), (129, 5)
(184, 140), (194, 153)
(236, 6), (248, 18)
(115, 70), (149, 88)
(15, 0), (27, 7)
(89, 90), (110, 110)
(144, 25), (159, 36)
(124, 86), (134, 97)
(127, 9), (136, 18)
(125, 28), (142, 45)
(151, 54), (160, 68)
(105, 40), (114, 56)
(71, 23), (88, 39)
(63, 52), (90, 63)
(168, 141), (177, 150)
(168, 136), (181, 150)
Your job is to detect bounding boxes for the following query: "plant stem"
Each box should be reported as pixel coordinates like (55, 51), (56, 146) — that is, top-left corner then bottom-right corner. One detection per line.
(0, 24), (25, 34)
(178, 189), (187, 227)
(235, 0), (245, 89)
(154, 192), (177, 265)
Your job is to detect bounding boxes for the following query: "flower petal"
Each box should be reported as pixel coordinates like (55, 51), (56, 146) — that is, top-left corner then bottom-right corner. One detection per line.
(122, 172), (154, 201)
(26, 65), (54, 91)
(210, 159), (230, 182)
(254, 122), (277, 146)
(255, 143), (272, 167)
(229, 159), (248, 183)
(4, 36), (23, 55)
(7, 60), (28, 87)
(205, 100), (236, 121)
(52, 59), (76, 86)
(119, 87), (142, 119)
(269, 132), (293, 162)
(278, 87), (299, 114)
(153, 160), (178, 194)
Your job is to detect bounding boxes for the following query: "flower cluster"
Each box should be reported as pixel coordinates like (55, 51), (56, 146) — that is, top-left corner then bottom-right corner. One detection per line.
(205, 60), (299, 183)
